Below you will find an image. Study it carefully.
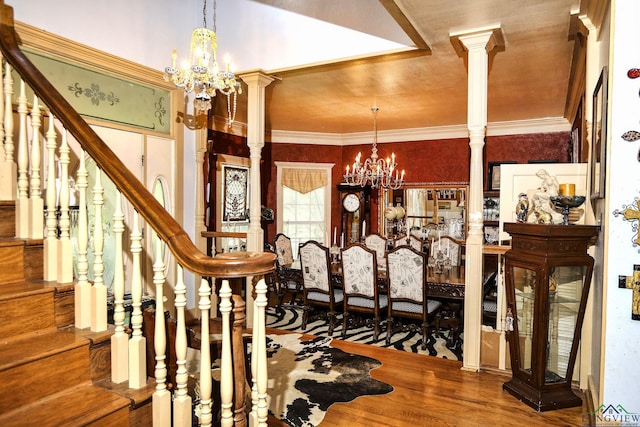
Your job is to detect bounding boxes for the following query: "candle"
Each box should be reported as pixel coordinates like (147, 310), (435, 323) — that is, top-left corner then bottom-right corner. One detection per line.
(341, 233), (344, 248)
(333, 227), (337, 245)
(362, 220), (366, 237)
(558, 183), (575, 196)
(446, 239), (450, 256)
(171, 49), (177, 69)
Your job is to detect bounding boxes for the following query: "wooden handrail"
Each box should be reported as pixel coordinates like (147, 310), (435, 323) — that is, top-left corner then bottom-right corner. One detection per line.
(201, 231), (248, 239)
(0, 0), (274, 277)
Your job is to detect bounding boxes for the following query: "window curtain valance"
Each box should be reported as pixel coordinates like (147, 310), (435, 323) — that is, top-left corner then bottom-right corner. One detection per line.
(282, 168), (327, 194)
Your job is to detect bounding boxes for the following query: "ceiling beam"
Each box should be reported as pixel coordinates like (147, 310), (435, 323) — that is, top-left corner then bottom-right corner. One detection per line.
(378, 0), (431, 52)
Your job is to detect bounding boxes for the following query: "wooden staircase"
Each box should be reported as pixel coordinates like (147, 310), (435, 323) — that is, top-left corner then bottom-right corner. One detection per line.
(0, 200), (153, 425)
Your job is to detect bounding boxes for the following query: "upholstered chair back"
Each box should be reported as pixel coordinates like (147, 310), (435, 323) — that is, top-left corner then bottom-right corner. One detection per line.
(299, 240), (330, 293)
(274, 233), (294, 266)
(387, 246), (425, 303)
(364, 233), (386, 268)
(341, 243), (377, 298)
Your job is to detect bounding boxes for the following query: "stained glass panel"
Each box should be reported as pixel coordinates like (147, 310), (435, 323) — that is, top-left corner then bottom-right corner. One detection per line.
(223, 167), (248, 221)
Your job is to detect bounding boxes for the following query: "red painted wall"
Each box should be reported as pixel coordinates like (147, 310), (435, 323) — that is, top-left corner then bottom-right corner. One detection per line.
(209, 130), (570, 246)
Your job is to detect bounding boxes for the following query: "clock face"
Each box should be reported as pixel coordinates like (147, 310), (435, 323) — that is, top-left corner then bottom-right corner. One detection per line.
(342, 193), (360, 212)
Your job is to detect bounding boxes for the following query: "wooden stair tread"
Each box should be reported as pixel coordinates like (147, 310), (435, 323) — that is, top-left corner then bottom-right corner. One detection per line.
(0, 382), (131, 426)
(0, 281), (53, 300)
(94, 376), (157, 409)
(0, 329), (88, 371)
(0, 238), (25, 248)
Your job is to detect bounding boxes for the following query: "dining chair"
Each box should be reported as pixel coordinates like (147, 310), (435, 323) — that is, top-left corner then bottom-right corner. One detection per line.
(298, 240), (344, 335)
(273, 233), (303, 306)
(340, 243), (387, 341)
(274, 233), (295, 265)
(364, 233), (387, 269)
(385, 245), (442, 349)
(431, 235), (463, 267)
(394, 234), (423, 252)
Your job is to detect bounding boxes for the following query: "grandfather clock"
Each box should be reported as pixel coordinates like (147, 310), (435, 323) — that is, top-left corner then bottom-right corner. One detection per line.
(338, 184), (370, 245)
(503, 222), (598, 411)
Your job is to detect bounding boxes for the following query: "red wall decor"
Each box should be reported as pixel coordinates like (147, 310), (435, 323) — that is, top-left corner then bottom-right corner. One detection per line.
(208, 128), (571, 247)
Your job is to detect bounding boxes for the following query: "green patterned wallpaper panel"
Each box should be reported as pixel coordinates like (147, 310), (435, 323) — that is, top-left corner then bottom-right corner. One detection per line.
(13, 50), (170, 134)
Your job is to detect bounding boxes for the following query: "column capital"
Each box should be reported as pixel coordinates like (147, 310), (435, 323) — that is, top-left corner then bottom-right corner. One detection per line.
(450, 26), (504, 55)
(238, 70), (276, 88)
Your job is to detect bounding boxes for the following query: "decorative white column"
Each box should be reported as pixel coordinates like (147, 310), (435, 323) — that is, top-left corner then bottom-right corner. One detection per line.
(238, 70), (275, 328)
(194, 125), (208, 293)
(451, 27), (504, 372)
(578, 14), (598, 392)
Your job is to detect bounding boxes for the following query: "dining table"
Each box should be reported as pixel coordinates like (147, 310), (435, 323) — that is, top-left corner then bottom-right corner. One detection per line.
(280, 259), (466, 346)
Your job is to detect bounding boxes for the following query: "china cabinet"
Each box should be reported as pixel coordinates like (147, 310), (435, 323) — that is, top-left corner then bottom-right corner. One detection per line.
(503, 222), (598, 411)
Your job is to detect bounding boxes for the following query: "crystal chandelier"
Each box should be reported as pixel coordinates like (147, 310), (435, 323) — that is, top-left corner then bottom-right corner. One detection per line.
(343, 107), (405, 189)
(164, 0), (241, 125)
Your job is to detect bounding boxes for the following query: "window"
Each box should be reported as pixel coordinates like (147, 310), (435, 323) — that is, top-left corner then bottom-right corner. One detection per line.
(276, 162), (334, 259)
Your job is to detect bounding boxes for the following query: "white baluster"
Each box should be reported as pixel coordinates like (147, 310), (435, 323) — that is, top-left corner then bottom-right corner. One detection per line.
(57, 129), (73, 283)
(28, 95), (43, 239)
(152, 235), (170, 426)
(43, 113), (58, 282)
(198, 277), (213, 427)
(0, 61), (15, 200)
(219, 279), (233, 427)
(128, 211), (147, 389)
(173, 265), (192, 425)
(74, 149), (89, 327)
(254, 277), (269, 427)
(250, 282), (259, 426)
(90, 167), (106, 331)
(111, 191), (128, 382)
(15, 80), (28, 238)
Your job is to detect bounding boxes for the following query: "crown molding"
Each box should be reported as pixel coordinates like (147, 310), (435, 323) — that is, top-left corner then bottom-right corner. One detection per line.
(486, 117), (571, 135)
(268, 117), (571, 145)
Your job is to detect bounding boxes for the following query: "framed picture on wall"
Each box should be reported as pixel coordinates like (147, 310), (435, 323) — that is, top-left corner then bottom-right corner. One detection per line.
(488, 161), (516, 191)
(590, 66), (608, 200)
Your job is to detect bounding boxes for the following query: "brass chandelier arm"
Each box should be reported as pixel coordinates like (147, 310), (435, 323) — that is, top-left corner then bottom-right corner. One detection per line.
(343, 107), (405, 189)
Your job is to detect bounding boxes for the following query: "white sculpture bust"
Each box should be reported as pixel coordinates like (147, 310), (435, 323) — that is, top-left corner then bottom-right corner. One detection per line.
(528, 169), (563, 224)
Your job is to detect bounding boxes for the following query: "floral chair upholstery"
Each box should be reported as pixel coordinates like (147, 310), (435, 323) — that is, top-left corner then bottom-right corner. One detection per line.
(299, 240), (343, 335)
(274, 233), (302, 306)
(340, 243), (387, 341)
(364, 233), (387, 269)
(386, 246), (441, 349)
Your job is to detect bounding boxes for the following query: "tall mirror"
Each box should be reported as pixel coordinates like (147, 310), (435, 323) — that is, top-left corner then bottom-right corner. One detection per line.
(380, 183), (468, 240)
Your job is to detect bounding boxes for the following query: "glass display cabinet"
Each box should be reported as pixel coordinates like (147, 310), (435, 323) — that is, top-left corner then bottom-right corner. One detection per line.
(502, 222), (598, 412)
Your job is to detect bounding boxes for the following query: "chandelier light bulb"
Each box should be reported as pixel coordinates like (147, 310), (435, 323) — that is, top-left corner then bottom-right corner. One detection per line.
(343, 107), (405, 190)
(164, 0), (241, 126)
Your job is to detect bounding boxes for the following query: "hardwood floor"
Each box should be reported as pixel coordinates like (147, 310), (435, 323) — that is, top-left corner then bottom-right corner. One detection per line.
(266, 328), (586, 427)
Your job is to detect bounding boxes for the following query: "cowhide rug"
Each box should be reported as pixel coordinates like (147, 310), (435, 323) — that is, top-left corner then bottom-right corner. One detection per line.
(266, 333), (393, 427)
